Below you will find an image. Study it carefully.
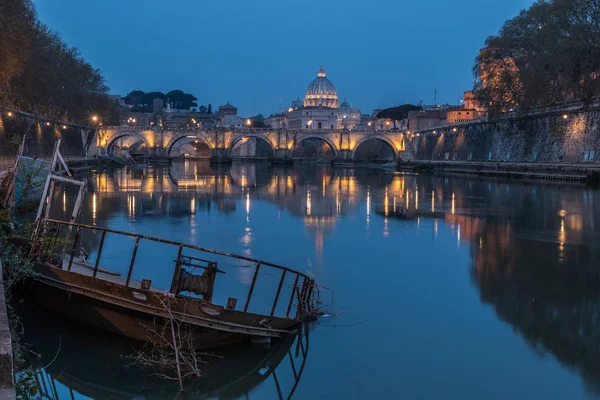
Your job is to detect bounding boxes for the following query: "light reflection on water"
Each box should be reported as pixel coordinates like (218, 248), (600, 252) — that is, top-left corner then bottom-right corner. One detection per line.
(31, 160), (600, 399)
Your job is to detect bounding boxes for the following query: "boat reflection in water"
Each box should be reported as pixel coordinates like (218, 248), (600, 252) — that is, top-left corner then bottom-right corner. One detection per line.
(18, 304), (310, 399)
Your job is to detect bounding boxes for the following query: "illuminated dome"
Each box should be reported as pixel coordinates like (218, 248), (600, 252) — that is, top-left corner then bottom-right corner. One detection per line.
(304, 66), (339, 108)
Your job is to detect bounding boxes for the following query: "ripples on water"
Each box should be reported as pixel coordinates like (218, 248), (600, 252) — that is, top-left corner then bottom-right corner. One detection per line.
(21, 160), (600, 399)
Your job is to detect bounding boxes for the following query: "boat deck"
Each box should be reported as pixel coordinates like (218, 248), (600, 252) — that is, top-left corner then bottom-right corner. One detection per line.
(61, 259), (164, 293)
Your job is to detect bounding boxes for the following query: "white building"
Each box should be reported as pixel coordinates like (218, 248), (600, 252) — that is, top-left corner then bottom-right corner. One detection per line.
(286, 65), (360, 130)
(287, 107), (338, 130)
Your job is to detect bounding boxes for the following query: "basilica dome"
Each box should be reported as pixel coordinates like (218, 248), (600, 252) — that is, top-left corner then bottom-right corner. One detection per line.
(304, 66), (339, 108)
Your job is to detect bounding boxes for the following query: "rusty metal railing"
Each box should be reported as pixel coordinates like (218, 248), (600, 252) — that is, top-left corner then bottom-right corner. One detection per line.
(36, 218), (318, 320)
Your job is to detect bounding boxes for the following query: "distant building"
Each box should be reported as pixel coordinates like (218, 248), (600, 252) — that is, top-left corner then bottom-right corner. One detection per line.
(337, 99), (361, 129)
(265, 113), (286, 129)
(287, 107), (338, 130)
(446, 109), (486, 124)
(152, 98), (164, 114)
(108, 95), (126, 108)
(408, 108), (449, 131)
(446, 91), (487, 124)
(221, 114), (242, 128)
(190, 112), (217, 128)
(463, 91), (484, 111)
(291, 98), (303, 109)
(218, 101), (238, 118)
(120, 112), (151, 127)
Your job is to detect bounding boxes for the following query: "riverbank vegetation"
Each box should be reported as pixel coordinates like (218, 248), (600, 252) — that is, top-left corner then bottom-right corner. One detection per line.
(474, 0), (600, 114)
(0, 0), (118, 124)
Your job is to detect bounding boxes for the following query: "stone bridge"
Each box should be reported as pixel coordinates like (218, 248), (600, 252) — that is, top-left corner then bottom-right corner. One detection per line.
(89, 126), (414, 162)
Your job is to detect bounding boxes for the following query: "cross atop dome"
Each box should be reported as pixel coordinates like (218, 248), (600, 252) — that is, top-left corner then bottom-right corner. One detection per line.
(317, 65), (326, 78)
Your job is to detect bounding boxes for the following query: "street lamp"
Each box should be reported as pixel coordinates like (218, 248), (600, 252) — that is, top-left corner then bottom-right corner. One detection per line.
(246, 119), (252, 126)
(307, 120), (313, 130)
(7, 112), (12, 117)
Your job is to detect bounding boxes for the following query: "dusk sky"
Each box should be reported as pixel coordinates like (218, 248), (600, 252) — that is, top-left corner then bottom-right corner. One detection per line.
(34, 0), (533, 116)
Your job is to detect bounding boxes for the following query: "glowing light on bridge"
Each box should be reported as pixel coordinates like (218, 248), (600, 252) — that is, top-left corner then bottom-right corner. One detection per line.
(62, 191), (66, 213)
(306, 190), (312, 216)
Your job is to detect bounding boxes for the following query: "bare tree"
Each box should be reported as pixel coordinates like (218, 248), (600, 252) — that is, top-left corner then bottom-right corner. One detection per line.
(123, 292), (219, 392)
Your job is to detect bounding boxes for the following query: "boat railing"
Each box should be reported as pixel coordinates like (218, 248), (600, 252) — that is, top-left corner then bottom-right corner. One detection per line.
(35, 218), (318, 320)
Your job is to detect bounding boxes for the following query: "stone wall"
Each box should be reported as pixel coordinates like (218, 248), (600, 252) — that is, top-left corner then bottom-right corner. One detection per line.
(413, 100), (600, 164)
(0, 115), (91, 158)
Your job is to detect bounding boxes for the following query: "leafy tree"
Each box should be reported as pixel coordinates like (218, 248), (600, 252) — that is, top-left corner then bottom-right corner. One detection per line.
(377, 104), (422, 120)
(124, 90), (145, 106)
(143, 91), (166, 107)
(1, 0), (117, 124)
(166, 90), (198, 110)
(0, 0), (35, 101)
(474, 0), (600, 114)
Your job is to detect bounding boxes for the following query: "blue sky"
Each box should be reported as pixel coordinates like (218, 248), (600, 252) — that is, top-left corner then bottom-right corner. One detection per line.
(33, 0), (532, 116)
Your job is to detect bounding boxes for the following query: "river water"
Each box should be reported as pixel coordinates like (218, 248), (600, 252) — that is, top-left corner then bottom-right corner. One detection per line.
(19, 160), (600, 399)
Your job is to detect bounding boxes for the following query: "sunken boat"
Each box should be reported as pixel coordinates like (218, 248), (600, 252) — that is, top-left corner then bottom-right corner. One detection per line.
(7, 141), (321, 350)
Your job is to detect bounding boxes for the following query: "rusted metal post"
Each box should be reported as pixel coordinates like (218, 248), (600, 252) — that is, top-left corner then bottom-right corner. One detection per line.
(243, 262), (261, 312)
(270, 269), (286, 316)
(92, 230), (106, 278)
(67, 228), (80, 271)
(169, 245), (184, 294)
(286, 274), (300, 317)
(125, 236), (140, 287)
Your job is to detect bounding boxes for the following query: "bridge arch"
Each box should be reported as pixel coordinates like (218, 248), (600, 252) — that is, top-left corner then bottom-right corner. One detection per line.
(106, 132), (152, 153)
(165, 134), (213, 157)
(228, 134), (276, 158)
(351, 135), (399, 161)
(294, 135), (339, 158)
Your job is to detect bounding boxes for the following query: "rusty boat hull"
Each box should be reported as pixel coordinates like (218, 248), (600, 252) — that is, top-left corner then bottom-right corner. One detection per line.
(11, 218), (319, 350)
(17, 262), (300, 350)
